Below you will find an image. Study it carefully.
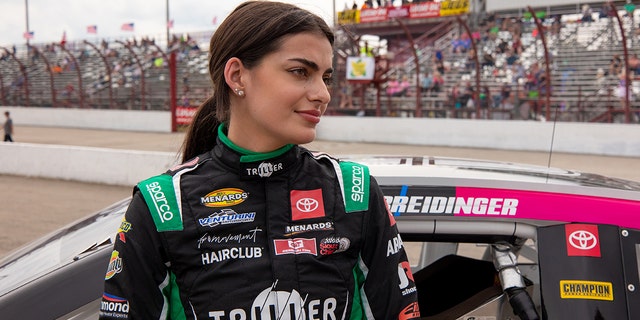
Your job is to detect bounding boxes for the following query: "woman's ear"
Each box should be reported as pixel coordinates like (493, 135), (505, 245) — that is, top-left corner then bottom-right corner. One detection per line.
(224, 57), (245, 94)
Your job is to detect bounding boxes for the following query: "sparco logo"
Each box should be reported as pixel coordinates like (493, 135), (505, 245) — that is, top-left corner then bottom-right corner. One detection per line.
(146, 181), (174, 222)
(351, 165), (365, 203)
(246, 162), (283, 178)
(568, 230), (598, 250)
(207, 284), (338, 320)
(201, 188), (248, 207)
(296, 198), (318, 213)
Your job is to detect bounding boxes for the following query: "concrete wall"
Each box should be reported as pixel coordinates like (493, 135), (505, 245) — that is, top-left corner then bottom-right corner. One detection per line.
(316, 117), (640, 157)
(0, 107), (638, 186)
(1, 106), (171, 132)
(0, 143), (179, 186)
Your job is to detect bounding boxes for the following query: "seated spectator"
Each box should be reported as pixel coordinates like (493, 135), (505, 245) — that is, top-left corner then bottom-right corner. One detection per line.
(581, 4), (594, 23)
(432, 72), (444, 93)
(421, 72), (434, 94)
(482, 52), (495, 68)
(386, 75), (402, 97)
(629, 54), (640, 75)
(398, 75), (411, 96)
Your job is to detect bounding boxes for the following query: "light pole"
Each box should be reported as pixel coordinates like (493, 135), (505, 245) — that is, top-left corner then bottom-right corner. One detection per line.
(25, 0), (30, 46)
(166, 0), (170, 49)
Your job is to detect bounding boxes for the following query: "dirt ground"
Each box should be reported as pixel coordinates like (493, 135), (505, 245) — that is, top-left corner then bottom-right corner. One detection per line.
(1, 126), (638, 258)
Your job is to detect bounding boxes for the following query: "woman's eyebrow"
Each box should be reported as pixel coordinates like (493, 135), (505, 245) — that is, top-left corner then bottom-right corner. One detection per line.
(289, 58), (333, 74)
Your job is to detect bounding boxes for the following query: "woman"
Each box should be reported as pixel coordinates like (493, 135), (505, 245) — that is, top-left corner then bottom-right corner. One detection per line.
(99, 2), (420, 319)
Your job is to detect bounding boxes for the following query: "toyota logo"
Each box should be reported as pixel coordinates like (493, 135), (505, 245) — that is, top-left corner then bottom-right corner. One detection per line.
(296, 198), (318, 212)
(568, 230), (597, 250)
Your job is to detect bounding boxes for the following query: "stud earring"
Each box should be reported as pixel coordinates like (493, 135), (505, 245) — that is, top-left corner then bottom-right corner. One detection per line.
(234, 88), (245, 97)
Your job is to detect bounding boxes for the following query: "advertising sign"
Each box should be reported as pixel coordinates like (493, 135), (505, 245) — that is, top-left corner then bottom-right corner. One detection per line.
(346, 56), (376, 81)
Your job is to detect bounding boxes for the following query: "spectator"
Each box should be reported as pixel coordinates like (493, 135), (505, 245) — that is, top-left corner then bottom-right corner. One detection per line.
(432, 71), (444, 93)
(581, 4), (594, 23)
(386, 75), (402, 96)
(629, 54), (640, 75)
(338, 80), (354, 108)
(595, 68), (609, 96)
(609, 54), (622, 76)
(3, 111), (13, 142)
(421, 71), (434, 95)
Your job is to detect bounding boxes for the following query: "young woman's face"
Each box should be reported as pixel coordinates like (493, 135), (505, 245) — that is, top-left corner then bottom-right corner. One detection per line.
(229, 32), (333, 152)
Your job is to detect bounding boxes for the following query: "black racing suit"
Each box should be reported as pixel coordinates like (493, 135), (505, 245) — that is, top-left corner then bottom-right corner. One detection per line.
(100, 133), (420, 320)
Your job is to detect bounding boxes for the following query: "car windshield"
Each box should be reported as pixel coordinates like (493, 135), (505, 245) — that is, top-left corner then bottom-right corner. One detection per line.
(0, 198), (129, 296)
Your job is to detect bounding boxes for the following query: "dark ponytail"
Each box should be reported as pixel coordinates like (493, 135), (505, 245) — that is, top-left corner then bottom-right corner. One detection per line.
(181, 96), (219, 162)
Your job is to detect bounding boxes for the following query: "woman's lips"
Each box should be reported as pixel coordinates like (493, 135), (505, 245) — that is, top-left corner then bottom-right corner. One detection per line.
(296, 109), (321, 123)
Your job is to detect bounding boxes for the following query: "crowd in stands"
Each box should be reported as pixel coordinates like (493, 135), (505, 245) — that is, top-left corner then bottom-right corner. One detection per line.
(2, 1), (639, 122)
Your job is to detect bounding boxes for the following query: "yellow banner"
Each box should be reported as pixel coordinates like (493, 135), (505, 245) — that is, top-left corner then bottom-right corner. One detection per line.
(338, 9), (360, 25)
(440, 0), (469, 16)
(559, 280), (613, 301)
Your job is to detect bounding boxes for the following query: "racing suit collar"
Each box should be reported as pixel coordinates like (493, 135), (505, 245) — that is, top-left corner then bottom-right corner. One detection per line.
(217, 123), (294, 163)
(216, 124), (299, 179)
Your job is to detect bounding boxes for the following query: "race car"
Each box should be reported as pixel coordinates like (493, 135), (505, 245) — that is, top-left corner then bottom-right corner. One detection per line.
(1, 155), (639, 319)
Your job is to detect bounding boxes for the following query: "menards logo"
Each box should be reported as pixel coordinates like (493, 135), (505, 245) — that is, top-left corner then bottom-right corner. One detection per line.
(201, 188), (248, 207)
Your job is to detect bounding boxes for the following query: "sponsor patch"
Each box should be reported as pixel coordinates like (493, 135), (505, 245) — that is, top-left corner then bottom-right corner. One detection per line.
(100, 293), (129, 318)
(560, 280), (613, 301)
(399, 301), (420, 320)
(319, 237), (350, 255)
(290, 189), (325, 221)
(201, 247), (263, 265)
(207, 283), (338, 320)
(117, 218), (132, 243)
(138, 175), (183, 232)
(399, 261), (417, 296)
(340, 162), (370, 213)
(198, 208), (256, 228)
(105, 250), (122, 280)
(197, 228), (262, 249)
(201, 188), (248, 207)
(285, 222), (333, 236)
(387, 234), (404, 257)
(245, 161), (284, 177)
(274, 238), (317, 255)
(565, 224), (601, 257)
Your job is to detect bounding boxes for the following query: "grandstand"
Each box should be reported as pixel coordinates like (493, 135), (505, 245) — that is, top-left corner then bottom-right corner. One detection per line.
(0, 1), (639, 123)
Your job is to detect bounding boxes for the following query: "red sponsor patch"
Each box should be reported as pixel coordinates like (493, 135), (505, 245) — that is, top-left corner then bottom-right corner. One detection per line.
(565, 224), (601, 257)
(290, 189), (325, 221)
(399, 301), (420, 320)
(274, 238), (317, 256)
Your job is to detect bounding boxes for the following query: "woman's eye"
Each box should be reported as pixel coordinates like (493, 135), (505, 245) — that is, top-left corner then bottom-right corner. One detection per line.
(291, 68), (308, 77)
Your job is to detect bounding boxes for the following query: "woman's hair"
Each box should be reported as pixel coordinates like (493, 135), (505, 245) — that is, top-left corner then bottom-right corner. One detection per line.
(181, 1), (334, 161)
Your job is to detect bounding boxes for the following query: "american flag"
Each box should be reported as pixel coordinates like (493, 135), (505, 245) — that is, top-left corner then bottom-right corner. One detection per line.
(120, 23), (134, 31)
(87, 25), (97, 34)
(167, 19), (174, 29)
(23, 31), (34, 39)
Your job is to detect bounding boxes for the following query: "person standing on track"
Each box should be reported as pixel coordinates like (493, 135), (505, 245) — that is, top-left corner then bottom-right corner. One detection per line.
(99, 1), (420, 319)
(3, 111), (13, 142)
